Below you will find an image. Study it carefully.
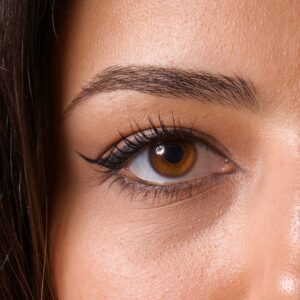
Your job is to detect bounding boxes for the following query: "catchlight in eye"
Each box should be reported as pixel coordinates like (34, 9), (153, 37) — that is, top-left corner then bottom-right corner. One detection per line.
(149, 140), (196, 178)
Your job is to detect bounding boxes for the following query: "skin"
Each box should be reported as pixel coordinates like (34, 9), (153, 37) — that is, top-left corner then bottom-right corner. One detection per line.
(51, 0), (300, 299)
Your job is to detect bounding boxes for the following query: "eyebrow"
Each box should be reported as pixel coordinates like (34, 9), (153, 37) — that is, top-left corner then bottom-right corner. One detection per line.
(66, 65), (258, 113)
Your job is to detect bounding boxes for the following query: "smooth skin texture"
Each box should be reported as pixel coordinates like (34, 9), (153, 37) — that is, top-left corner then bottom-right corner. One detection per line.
(51, 1), (300, 299)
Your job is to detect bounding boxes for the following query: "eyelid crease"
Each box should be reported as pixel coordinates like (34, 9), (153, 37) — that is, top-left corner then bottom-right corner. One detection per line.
(97, 170), (234, 208)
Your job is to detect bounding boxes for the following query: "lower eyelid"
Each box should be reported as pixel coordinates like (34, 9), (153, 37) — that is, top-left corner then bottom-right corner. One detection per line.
(102, 169), (235, 208)
(81, 147), (239, 207)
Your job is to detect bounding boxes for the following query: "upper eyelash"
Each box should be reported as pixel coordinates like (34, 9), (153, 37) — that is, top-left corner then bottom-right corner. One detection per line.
(78, 114), (238, 205)
(79, 115), (228, 171)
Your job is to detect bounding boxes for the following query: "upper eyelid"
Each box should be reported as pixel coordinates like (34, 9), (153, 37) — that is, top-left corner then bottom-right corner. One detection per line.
(113, 127), (232, 159)
(115, 129), (226, 159)
(80, 126), (234, 170)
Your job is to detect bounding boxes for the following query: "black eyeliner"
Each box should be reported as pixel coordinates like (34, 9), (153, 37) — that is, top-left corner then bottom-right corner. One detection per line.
(79, 116), (224, 171)
(78, 114), (238, 204)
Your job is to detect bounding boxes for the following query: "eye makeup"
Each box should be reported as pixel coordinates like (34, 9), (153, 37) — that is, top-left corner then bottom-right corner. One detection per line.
(78, 114), (239, 206)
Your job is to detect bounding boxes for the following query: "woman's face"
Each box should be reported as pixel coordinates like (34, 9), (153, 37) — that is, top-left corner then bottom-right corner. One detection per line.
(51, 1), (300, 298)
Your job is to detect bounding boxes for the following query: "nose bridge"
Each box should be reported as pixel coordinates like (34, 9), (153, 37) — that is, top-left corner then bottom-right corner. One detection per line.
(275, 199), (300, 297)
(288, 196), (300, 262)
(278, 136), (300, 274)
(281, 193), (300, 287)
(252, 199), (300, 298)
(249, 144), (300, 298)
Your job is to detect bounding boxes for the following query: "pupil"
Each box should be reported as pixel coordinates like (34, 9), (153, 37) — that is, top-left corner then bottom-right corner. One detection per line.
(163, 143), (184, 164)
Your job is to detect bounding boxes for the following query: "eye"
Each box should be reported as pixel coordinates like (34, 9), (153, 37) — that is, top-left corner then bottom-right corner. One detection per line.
(127, 139), (235, 185)
(79, 117), (239, 203)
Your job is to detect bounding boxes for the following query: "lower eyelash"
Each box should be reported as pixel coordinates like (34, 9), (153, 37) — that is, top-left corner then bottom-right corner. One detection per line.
(101, 170), (228, 207)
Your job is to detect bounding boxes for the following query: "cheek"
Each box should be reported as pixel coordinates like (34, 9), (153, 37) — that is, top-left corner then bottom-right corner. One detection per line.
(51, 187), (253, 299)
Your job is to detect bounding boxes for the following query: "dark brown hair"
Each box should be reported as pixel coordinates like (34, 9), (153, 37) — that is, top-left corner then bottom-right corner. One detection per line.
(0, 1), (55, 298)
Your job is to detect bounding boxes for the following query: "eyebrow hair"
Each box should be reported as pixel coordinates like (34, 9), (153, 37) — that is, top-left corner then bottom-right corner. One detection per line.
(66, 65), (258, 113)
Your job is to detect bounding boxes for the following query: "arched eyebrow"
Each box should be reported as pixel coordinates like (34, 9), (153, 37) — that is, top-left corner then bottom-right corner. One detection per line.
(65, 65), (258, 113)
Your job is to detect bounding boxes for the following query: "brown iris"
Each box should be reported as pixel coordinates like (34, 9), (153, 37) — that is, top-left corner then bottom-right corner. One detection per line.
(149, 140), (196, 177)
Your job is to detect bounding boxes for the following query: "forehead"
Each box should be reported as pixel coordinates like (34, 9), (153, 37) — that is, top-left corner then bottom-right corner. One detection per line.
(57, 0), (300, 112)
